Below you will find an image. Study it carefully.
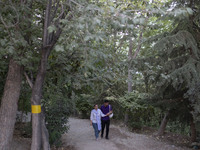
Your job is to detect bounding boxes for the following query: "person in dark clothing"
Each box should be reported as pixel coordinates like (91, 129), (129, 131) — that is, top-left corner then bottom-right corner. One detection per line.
(100, 100), (113, 139)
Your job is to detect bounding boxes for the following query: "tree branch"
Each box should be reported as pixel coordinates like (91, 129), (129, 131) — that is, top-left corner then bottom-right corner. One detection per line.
(0, 1), (20, 28)
(133, 26), (144, 59)
(24, 72), (33, 88)
(69, 0), (83, 7)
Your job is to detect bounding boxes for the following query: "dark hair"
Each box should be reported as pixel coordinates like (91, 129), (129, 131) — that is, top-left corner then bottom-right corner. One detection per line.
(94, 104), (98, 107)
(104, 100), (109, 103)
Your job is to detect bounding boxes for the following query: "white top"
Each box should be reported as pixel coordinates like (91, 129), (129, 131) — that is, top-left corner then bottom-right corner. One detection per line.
(90, 109), (106, 123)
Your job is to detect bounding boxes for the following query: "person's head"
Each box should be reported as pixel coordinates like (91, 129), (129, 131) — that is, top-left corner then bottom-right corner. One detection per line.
(104, 100), (109, 107)
(94, 104), (98, 110)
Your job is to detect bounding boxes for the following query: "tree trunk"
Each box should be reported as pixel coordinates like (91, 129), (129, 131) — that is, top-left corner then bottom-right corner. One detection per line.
(125, 28), (144, 125)
(25, 69), (50, 150)
(31, 0), (65, 148)
(144, 73), (149, 93)
(0, 59), (22, 150)
(157, 111), (170, 136)
(31, 0), (51, 148)
(125, 38), (133, 125)
(31, 52), (48, 150)
(125, 68), (132, 124)
(41, 109), (50, 150)
(190, 118), (197, 142)
(124, 110), (129, 125)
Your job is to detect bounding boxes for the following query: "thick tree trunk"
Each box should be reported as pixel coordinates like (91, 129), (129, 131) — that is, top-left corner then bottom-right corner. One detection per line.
(157, 111), (170, 136)
(0, 59), (22, 150)
(190, 118), (197, 142)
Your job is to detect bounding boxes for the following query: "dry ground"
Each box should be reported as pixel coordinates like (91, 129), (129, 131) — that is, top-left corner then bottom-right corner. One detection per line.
(62, 118), (190, 150)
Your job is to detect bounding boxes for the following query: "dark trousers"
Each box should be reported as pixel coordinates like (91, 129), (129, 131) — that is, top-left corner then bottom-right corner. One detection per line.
(101, 119), (110, 138)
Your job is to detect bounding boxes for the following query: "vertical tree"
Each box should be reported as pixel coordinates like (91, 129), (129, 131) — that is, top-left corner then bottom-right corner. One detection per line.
(0, 59), (22, 149)
(30, 0), (67, 149)
(0, 1), (27, 148)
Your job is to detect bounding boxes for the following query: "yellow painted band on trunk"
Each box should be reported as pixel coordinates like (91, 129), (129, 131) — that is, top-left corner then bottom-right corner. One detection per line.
(31, 105), (41, 113)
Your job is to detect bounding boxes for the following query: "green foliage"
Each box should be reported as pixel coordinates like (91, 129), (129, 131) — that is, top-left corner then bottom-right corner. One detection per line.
(1, 0), (200, 145)
(18, 83), (31, 113)
(117, 91), (150, 109)
(127, 107), (161, 129)
(43, 88), (71, 146)
(128, 0), (200, 138)
(42, 53), (76, 146)
(166, 119), (190, 135)
(0, 59), (8, 100)
(76, 95), (93, 119)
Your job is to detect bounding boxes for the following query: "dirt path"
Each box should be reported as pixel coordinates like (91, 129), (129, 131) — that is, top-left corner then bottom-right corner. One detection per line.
(62, 118), (190, 150)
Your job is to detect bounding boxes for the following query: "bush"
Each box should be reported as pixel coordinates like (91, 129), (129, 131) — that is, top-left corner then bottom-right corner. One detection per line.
(45, 97), (70, 146)
(127, 106), (160, 129)
(43, 86), (71, 147)
(76, 95), (93, 119)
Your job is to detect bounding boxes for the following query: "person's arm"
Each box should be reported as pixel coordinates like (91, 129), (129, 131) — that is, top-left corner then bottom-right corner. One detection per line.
(100, 110), (110, 117)
(90, 111), (93, 126)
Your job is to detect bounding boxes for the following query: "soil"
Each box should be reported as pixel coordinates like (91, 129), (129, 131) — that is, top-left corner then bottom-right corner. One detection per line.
(62, 118), (191, 150)
(10, 117), (191, 150)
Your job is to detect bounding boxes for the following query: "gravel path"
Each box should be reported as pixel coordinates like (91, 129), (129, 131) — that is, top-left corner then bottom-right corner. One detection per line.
(62, 118), (190, 150)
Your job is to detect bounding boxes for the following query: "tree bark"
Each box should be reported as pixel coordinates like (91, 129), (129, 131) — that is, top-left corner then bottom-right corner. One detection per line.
(31, 51), (48, 150)
(31, 0), (52, 149)
(25, 69), (50, 150)
(31, 0), (65, 148)
(124, 38), (133, 125)
(144, 73), (149, 93)
(0, 59), (22, 150)
(125, 27), (144, 125)
(124, 110), (129, 125)
(190, 118), (197, 142)
(157, 111), (170, 136)
(41, 109), (50, 150)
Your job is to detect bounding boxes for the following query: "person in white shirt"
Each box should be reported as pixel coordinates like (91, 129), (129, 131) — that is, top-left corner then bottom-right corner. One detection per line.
(90, 104), (111, 140)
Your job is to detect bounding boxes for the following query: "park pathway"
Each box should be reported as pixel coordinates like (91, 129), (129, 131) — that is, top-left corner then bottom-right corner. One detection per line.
(62, 118), (190, 150)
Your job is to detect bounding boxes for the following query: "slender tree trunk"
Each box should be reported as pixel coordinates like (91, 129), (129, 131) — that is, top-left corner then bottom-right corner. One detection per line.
(41, 109), (50, 150)
(127, 38), (133, 93)
(0, 59), (22, 150)
(124, 110), (129, 125)
(25, 71), (50, 150)
(144, 73), (149, 93)
(125, 38), (133, 125)
(157, 111), (170, 136)
(31, 52), (48, 150)
(31, 0), (52, 148)
(31, 0), (65, 148)
(125, 28), (144, 125)
(190, 118), (197, 142)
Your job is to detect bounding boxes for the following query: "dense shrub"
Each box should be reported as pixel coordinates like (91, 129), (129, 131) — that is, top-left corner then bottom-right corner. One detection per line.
(43, 85), (71, 146)
(44, 97), (70, 146)
(76, 95), (93, 119)
(127, 106), (160, 129)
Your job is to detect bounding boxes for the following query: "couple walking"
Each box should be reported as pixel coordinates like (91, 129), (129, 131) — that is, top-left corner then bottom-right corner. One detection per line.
(90, 100), (113, 140)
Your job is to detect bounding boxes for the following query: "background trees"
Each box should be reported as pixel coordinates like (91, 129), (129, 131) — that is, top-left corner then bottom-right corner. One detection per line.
(0, 0), (200, 149)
